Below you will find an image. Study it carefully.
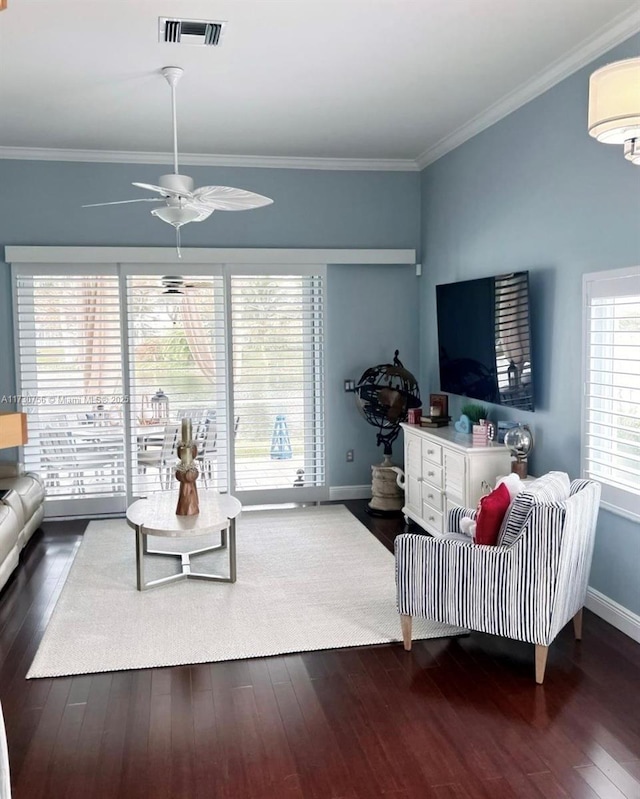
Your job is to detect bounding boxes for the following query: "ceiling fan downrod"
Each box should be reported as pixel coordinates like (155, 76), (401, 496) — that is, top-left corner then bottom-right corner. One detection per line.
(162, 66), (184, 176)
(162, 66), (186, 257)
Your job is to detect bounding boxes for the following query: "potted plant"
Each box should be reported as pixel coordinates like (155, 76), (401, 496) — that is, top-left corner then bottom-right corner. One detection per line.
(460, 403), (489, 424)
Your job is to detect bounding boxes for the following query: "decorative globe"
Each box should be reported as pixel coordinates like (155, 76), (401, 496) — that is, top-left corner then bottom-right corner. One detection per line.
(504, 424), (534, 460)
(354, 350), (421, 458)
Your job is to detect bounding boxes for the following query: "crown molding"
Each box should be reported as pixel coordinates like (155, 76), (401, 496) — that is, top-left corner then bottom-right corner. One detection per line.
(0, 146), (419, 172)
(416, 7), (640, 169)
(2, 10), (637, 174)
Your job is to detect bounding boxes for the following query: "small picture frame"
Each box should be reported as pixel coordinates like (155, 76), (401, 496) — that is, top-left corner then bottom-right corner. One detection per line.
(429, 393), (449, 418)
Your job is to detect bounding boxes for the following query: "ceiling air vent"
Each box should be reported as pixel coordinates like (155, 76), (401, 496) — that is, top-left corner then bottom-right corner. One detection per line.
(158, 17), (226, 47)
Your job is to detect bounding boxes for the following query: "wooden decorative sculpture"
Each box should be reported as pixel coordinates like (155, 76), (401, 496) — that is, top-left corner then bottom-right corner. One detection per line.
(175, 418), (199, 516)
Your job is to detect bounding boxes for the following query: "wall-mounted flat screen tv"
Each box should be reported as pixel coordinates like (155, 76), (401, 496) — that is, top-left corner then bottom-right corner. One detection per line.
(436, 271), (534, 411)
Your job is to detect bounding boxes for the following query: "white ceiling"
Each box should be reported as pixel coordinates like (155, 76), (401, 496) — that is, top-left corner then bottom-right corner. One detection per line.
(1, 0), (639, 168)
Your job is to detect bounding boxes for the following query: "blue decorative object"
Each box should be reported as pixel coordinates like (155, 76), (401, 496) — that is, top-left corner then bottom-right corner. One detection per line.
(270, 414), (292, 460)
(454, 414), (471, 434)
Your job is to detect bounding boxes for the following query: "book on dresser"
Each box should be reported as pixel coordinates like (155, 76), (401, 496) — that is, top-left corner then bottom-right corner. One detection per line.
(400, 422), (512, 538)
(419, 416), (451, 428)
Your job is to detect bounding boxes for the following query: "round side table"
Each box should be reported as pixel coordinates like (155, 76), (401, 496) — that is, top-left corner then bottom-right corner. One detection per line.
(126, 489), (242, 591)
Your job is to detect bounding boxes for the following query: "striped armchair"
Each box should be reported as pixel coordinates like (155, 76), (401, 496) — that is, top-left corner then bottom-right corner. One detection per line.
(395, 476), (601, 683)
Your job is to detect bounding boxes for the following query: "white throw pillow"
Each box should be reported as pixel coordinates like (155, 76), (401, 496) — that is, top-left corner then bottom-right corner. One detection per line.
(498, 471), (571, 547)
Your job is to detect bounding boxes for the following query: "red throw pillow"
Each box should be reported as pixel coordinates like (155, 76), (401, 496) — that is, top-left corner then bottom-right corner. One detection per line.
(475, 483), (512, 546)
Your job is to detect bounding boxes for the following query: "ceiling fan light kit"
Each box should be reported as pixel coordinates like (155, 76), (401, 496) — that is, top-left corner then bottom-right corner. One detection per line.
(151, 204), (205, 227)
(83, 65), (273, 257)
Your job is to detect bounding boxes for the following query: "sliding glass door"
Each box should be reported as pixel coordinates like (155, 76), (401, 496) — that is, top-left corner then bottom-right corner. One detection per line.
(125, 272), (229, 499)
(230, 272), (325, 503)
(13, 265), (326, 516)
(14, 269), (127, 517)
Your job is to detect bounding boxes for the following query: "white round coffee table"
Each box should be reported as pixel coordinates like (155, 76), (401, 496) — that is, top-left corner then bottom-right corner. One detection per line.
(126, 489), (242, 591)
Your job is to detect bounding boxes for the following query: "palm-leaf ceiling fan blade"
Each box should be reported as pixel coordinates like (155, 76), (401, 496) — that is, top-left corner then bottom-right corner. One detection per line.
(132, 182), (189, 198)
(192, 186), (274, 211)
(82, 198), (163, 208)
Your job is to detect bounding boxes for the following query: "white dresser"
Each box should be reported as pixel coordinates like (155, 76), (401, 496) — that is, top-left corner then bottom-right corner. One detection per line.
(400, 423), (512, 538)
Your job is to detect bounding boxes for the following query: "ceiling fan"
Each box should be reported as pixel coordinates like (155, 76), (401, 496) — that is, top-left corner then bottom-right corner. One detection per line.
(83, 66), (273, 257)
(161, 274), (215, 295)
(161, 274), (190, 294)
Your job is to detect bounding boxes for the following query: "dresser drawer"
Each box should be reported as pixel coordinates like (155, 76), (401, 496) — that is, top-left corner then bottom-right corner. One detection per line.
(422, 460), (443, 489)
(422, 503), (444, 535)
(422, 485), (443, 512)
(422, 439), (442, 465)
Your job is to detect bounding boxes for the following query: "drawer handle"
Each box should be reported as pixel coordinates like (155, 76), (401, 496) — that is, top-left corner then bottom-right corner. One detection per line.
(427, 449), (435, 455)
(428, 494), (434, 500)
(428, 515), (435, 522)
(428, 471), (435, 477)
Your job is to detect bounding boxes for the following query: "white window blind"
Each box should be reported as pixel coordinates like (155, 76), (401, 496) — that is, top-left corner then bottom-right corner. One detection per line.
(125, 274), (228, 497)
(13, 272), (127, 516)
(230, 273), (325, 498)
(583, 267), (640, 520)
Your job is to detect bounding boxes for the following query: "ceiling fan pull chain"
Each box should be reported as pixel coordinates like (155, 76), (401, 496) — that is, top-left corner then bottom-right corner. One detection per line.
(175, 226), (182, 259)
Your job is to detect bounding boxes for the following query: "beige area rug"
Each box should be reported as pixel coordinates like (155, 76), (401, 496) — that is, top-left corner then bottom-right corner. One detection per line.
(27, 505), (464, 678)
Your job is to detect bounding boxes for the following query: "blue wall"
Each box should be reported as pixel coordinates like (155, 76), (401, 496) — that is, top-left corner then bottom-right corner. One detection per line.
(0, 161), (421, 487)
(1, 33), (638, 614)
(419, 34), (640, 614)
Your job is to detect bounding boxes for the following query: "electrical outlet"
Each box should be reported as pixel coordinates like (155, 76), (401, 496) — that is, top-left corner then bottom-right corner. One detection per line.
(344, 379), (355, 392)
(346, 449), (354, 462)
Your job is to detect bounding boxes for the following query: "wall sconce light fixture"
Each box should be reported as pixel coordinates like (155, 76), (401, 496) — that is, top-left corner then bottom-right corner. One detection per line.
(588, 57), (640, 165)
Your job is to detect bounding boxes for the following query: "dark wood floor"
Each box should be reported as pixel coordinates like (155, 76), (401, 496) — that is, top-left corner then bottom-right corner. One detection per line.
(1, 502), (639, 799)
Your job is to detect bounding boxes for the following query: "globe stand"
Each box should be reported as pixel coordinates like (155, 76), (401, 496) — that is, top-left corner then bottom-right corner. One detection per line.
(367, 455), (404, 517)
(511, 458), (528, 479)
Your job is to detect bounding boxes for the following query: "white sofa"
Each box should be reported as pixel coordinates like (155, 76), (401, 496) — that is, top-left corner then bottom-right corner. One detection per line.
(0, 464), (45, 592)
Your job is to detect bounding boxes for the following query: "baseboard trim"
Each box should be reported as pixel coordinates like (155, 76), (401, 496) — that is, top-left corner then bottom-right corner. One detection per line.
(329, 485), (372, 501)
(585, 587), (640, 643)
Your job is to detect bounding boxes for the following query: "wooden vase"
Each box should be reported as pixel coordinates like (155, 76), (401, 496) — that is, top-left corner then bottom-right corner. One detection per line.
(175, 440), (199, 516)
